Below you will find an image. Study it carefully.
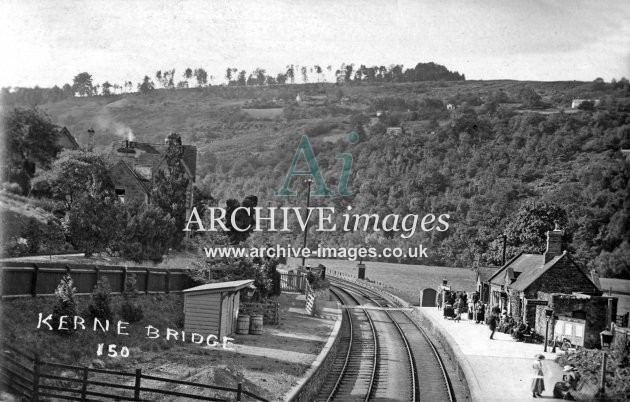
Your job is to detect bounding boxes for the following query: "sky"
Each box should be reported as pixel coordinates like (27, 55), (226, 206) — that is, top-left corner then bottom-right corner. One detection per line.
(1, 0), (629, 88)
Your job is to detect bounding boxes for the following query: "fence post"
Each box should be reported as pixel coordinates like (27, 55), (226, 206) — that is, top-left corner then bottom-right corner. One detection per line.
(94, 266), (100, 288)
(145, 269), (150, 294)
(31, 263), (39, 297)
(600, 352), (607, 395)
(121, 266), (128, 293)
(134, 368), (141, 401)
(65, 264), (71, 276)
(33, 354), (40, 401)
(165, 270), (170, 294)
(236, 383), (242, 401)
(81, 366), (88, 400)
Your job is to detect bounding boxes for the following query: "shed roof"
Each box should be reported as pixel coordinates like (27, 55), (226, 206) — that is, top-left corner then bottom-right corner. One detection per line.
(475, 266), (500, 283)
(184, 279), (254, 293)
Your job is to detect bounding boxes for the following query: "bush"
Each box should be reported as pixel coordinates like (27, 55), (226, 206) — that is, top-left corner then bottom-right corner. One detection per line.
(2, 182), (23, 194)
(87, 277), (113, 321)
(52, 274), (78, 333)
(120, 274), (143, 322)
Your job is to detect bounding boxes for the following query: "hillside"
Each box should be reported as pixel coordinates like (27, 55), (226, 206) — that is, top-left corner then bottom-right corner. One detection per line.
(11, 79), (630, 276)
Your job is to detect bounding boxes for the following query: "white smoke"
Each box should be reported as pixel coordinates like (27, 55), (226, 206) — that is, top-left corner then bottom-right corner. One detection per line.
(93, 113), (135, 142)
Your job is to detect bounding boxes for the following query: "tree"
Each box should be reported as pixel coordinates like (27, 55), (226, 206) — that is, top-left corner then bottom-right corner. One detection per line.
(63, 189), (125, 257)
(255, 68), (266, 85)
(237, 70), (247, 86)
(52, 274), (78, 333)
(504, 201), (568, 254)
(118, 203), (175, 262)
(151, 133), (190, 249)
(138, 75), (155, 94)
(226, 67), (233, 83)
(72, 72), (94, 96)
(276, 73), (287, 85)
(286, 65), (295, 84)
(184, 68), (193, 80)
(88, 277), (113, 321)
(314, 65), (322, 82)
(101, 81), (113, 96)
(344, 63), (354, 82)
(194, 68), (208, 86)
(5, 107), (60, 192)
(301, 66), (308, 83)
(31, 150), (114, 206)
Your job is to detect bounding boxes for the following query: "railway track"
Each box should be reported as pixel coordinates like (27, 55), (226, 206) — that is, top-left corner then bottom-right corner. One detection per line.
(315, 286), (378, 401)
(316, 277), (454, 401)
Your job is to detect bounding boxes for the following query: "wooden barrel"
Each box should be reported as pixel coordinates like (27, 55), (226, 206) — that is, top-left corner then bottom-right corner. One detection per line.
(236, 314), (250, 335)
(249, 314), (263, 335)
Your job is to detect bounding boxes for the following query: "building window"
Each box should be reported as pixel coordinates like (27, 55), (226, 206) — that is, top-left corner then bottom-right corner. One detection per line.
(115, 188), (125, 203)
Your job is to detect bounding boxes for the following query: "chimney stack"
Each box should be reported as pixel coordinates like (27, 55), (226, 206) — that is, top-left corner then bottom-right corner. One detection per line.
(87, 128), (94, 152)
(543, 223), (563, 264)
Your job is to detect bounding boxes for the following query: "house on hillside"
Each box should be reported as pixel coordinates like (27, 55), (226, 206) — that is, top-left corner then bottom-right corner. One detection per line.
(386, 127), (403, 136)
(107, 132), (196, 217)
(486, 226), (602, 329)
(571, 99), (601, 109)
(57, 127), (81, 151)
(446, 104), (455, 111)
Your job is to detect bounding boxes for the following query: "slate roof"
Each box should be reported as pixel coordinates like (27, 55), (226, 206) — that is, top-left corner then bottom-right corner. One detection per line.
(509, 254), (564, 291)
(475, 266), (500, 283)
(58, 127), (81, 150)
(487, 251), (598, 293)
(110, 140), (197, 182)
(488, 253), (543, 285)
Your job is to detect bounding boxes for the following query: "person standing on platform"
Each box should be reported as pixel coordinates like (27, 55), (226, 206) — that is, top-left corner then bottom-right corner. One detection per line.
(531, 354), (545, 398)
(488, 310), (497, 339)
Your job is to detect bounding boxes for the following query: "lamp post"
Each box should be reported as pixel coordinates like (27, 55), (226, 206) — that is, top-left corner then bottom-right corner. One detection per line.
(301, 178), (313, 268)
(544, 308), (553, 352)
(599, 329), (613, 396)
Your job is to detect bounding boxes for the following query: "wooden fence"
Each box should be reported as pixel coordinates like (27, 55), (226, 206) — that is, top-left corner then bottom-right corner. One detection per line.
(0, 262), (198, 298)
(279, 272), (308, 294)
(0, 343), (268, 401)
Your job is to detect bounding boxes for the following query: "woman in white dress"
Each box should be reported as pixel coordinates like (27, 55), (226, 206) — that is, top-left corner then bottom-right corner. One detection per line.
(531, 354), (545, 398)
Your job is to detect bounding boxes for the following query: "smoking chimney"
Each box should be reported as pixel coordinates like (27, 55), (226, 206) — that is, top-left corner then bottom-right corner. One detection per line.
(543, 223), (563, 264)
(87, 128), (95, 152)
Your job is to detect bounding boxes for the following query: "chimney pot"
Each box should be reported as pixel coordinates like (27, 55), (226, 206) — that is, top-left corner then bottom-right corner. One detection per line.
(544, 227), (564, 264)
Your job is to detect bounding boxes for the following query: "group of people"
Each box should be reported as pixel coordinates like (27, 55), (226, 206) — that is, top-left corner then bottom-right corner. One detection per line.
(439, 290), (488, 324)
(531, 354), (581, 400)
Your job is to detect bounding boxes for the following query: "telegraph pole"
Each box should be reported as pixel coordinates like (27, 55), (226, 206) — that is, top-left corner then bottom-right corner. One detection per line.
(301, 178), (313, 268)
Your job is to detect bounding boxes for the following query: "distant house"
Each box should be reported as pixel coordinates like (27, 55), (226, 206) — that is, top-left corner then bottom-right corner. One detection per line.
(446, 104), (455, 111)
(376, 110), (384, 117)
(386, 127), (403, 136)
(296, 92), (305, 103)
(571, 99), (601, 109)
(107, 133), (196, 217)
(57, 127), (81, 151)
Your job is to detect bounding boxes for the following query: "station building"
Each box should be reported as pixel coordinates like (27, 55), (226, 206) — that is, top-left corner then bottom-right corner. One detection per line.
(485, 227), (615, 346)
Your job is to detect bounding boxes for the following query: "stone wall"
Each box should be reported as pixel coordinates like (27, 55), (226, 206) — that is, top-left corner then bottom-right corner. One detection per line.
(535, 292), (617, 348)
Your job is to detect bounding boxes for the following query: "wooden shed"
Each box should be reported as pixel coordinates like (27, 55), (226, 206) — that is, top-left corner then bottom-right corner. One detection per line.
(183, 280), (254, 340)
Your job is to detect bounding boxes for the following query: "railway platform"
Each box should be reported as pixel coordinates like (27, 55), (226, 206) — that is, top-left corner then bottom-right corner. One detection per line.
(420, 307), (564, 401)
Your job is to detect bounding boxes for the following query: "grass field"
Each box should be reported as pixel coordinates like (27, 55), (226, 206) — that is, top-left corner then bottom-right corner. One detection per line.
(286, 257), (476, 304)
